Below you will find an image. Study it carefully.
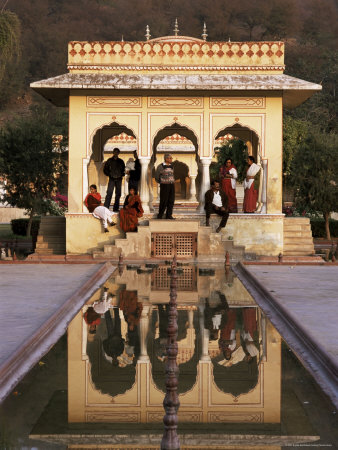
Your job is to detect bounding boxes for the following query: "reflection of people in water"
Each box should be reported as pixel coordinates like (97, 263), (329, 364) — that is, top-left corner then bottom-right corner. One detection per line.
(102, 308), (125, 366)
(118, 289), (143, 367)
(92, 287), (116, 315)
(218, 307), (259, 366)
(204, 291), (229, 342)
(84, 306), (101, 334)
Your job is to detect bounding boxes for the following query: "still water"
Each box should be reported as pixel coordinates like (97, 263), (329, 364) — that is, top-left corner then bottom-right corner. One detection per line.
(0, 263), (337, 449)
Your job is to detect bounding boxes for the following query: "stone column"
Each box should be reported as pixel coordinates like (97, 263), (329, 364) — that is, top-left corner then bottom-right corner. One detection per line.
(138, 302), (151, 362)
(123, 172), (129, 199)
(82, 157), (90, 211)
(188, 174), (197, 202)
(139, 156), (151, 213)
(260, 158), (268, 214)
(198, 158), (212, 212)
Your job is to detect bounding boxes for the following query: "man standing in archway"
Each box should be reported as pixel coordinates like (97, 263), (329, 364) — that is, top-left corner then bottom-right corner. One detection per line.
(155, 153), (175, 220)
(103, 148), (125, 211)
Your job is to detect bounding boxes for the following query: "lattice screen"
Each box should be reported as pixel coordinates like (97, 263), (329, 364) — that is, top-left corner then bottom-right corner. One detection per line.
(152, 233), (174, 258)
(151, 266), (197, 290)
(151, 233), (197, 258)
(176, 234), (195, 257)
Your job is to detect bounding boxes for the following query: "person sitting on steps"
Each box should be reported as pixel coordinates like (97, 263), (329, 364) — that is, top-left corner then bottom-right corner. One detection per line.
(204, 180), (229, 233)
(84, 184), (117, 233)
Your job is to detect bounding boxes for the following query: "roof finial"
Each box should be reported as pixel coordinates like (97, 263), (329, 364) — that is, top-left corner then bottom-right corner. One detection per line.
(202, 22), (208, 41)
(145, 25), (151, 41)
(121, 35), (124, 42)
(228, 37), (231, 42)
(173, 18), (179, 36)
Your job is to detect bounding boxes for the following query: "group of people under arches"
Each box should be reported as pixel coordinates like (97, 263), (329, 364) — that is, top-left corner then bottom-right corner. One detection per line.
(84, 148), (261, 234)
(219, 155), (261, 214)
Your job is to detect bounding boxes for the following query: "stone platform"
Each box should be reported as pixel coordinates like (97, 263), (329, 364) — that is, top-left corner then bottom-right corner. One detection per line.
(0, 262), (114, 402)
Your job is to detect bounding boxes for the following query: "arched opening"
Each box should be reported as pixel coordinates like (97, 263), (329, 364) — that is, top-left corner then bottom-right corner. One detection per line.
(88, 122), (138, 204)
(150, 123), (200, 208)
(213, 124), (261, 213)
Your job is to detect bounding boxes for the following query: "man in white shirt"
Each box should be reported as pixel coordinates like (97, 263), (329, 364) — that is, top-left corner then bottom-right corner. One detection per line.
(204, 180), (229, 233)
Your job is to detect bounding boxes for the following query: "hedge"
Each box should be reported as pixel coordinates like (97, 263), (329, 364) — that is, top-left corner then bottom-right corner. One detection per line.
(11, 218), (40, 240)
(310, 218), (338, 238)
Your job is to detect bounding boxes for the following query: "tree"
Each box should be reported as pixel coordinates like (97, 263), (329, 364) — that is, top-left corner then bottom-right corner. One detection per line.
(290, 129), (338, 239)
(0, 108), (67, 236)
(0, 7), (21, 82)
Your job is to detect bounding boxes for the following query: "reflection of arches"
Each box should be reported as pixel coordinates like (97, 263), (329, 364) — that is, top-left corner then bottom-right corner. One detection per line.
(212, 357), (259, 397)
(86, 316), (138, 398)
(150, 123), (200, 203)
(148, 307), (199, 394)
(215, 124), (259, 162)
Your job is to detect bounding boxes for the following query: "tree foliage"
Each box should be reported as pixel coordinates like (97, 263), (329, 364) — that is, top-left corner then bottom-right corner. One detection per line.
(0, 107), (67, 235)
(0, 9), (20, 67)
(212, 139), (248, 183)
(290, 129), (338, 239)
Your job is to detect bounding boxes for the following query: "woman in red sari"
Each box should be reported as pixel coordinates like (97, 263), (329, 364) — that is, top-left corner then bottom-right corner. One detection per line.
(119, 188), (143, 232)
(243, 156), (261, 213)
(219, 158), (238, 213)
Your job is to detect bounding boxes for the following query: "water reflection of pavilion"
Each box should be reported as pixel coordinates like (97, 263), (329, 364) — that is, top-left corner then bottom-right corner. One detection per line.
(68, 266), (281, 425)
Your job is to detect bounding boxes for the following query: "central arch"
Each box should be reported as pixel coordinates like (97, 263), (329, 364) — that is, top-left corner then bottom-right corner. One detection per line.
(149, 123), (200, 210)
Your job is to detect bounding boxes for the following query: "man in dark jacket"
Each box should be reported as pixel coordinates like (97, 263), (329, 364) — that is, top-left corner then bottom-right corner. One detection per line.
(204, 180), (229, 233)
(103, 148), (125, 211)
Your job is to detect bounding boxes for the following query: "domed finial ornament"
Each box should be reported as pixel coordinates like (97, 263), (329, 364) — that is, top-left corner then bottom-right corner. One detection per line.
(173, 18), (179, 36)
(145, 25), (151, 41)
(202, 22), (208, 41)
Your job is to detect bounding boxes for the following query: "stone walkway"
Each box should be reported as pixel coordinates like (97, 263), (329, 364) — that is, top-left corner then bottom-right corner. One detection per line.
(0, 263), (115, 402)
(234, 264), (338, 409)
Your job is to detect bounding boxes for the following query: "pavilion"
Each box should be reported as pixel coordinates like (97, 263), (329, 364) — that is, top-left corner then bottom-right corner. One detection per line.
(31, 25), (321, 257)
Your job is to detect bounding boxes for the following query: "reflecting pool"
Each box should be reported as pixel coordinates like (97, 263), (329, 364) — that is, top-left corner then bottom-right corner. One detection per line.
(1, 263), (337, 449)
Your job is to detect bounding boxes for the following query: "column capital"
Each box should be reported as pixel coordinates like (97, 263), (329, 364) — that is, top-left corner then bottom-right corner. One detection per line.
(139, 156), (151, 164)
(200, 157), (213, 166)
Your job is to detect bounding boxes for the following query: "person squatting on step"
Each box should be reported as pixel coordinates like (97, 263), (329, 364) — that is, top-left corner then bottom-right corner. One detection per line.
(155, 153), (175, 220)
(84, 184), (117, 233)
(204, 180), (229, 233)
(103, 147), (126, 211)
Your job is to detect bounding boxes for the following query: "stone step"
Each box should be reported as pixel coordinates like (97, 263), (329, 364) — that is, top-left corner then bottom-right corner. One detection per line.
(37, 236), (66, 243)
(103, 245), (122, 257)
(284, 237), (315, 244)
(284, 234), (314, 239)
(284, 217), (311, 223)
(283, 245), (315, 253)
(283, 251), (316, 256)
(284, 224), (312, 231)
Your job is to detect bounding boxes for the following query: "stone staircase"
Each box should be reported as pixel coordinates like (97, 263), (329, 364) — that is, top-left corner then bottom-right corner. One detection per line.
(283, 217), (315, 256)
(34, 216), (66, 255)
(92, 218), (246, 262)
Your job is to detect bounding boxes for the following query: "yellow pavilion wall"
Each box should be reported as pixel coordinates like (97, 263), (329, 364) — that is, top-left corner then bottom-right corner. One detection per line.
(67, 91), (283, 255)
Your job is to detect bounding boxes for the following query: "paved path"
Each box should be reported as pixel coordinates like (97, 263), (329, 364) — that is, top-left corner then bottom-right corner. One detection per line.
(0, 263), (115, 402)
(234, 264), (338, 408)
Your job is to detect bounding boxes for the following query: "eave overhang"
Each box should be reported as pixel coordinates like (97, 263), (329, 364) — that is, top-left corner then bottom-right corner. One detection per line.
(30, 73), (322, 108)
